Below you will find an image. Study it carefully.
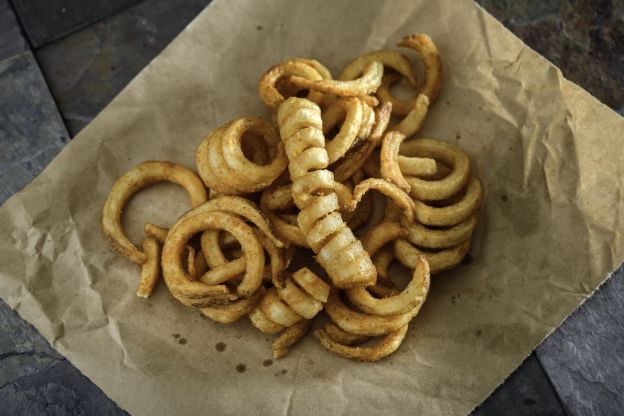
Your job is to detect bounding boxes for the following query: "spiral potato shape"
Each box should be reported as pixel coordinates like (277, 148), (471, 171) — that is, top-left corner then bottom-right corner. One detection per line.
(276, 97), (377, 288)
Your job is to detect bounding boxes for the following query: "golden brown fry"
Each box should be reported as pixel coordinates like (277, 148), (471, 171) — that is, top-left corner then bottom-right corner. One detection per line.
(376, 72), (415, 116)
(393, 93), (430, 138)
(260, 287), (303, 327)
(183, 196), (283, 248)
(102, 161), (207, 264)
(249, 306), (286, 335)
(201, 287), (265, 324)
(195, 117), (287, 194)
(290, 267), (331, 303)
(351, 178), (415, 224)
(404, 213), (478, 249)
(321, 323), (369, 345)
(144, 223), (168, 244)
(400, 138), (471, 201)
(398, 34), (442, 103)
(290, 61), (383, 97)
(340, 51), (416, 87)
(332, 103), (392, 182)
(321, 97), (363, 163)
(346, 255), (430, 316)
(162, 211), (265, 302)
(413, 177), (482, 226)
(258, 59), (325, 109)
(359, 221), (407, 256)
(276, 275), (324, 319)
(272, 320), (311, 359)
(277, 98), (377, 288)
(324, 289), (418, 336)
(394, 238), (471, 274)
(372, 247), (394, 283)
(136, 237), (161, 298)
(314, 323), (409, 362)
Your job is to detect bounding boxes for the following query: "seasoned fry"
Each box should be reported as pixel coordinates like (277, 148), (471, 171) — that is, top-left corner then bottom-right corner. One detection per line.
(314, 323), (408, 362)
(201, 287), (265, 324)
(277, 97), (377, 288)
(413, 177), (482, 226)
(272, 320), (311, 359)
(321, 97), (364, 163)
(398, 34), (442, 103)
(400, 138), (471, 201)
(102, 161), (207, 264)
(162, 211), (265, 302)
(103, 33), (482, 362)
(332, 102), (393, 183)
(394, 238), (471, 274)
(258, 59), (326, 108)
(195, 117), (287, 194)
(290, 61), (383, 97)
(136, 237), (161, 298)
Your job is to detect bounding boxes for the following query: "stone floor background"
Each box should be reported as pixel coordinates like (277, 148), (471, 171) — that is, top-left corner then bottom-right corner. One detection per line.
(0, 0), (622, 414)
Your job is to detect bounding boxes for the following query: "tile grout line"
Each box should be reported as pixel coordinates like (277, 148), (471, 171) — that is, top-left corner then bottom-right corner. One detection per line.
(8, 0), (73, 139)
(9, 0), (143, 49)
(535, 353), (572, 416)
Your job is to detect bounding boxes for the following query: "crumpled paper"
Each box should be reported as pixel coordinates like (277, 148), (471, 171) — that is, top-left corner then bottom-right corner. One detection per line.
(1, 0), (623, 414)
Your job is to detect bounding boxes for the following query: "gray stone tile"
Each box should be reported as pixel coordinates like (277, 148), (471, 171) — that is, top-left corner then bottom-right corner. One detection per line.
(537, 264), (624, 416)
(0, 299), (62, 389)
(11, 0), (142, 48)
(0, 359), (128, 416)
(0, 52), (69, 203)
(472, 354), (566, 416)
(36, 0), (212, 136)
(0, 4), (69, 204)
(0, 0), (28, 60)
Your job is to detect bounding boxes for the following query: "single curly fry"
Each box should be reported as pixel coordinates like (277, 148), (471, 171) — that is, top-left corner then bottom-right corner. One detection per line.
(398, 34), (442, 103)
(321, 97), (363, 163)
(258, 59), (325, 108)
(102, 161), (207, 264)
(413, 177), (482, 226)
(314, 323), (409, 362)
(277, 98), (377, 288)
(196, 117), (287, 194)
(394, 238), (471, 274)
(290, 61), (383, 98)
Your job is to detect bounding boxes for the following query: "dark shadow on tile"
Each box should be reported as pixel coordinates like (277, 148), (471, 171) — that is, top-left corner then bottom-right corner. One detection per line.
(36, 0), (212, 136)
(472, 354), (566, 416)
(11, 0), (143, 48)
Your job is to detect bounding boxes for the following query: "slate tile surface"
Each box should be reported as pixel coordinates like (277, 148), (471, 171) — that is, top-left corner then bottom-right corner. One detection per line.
(35, 0), (213, 135)
(472, 355), (565, 416)
(0, 0), (68, 204)
(537, 266), (624, 415)
(11, 0), (142, 48)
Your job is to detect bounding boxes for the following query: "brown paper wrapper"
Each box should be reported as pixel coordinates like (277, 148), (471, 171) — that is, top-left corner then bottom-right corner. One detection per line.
(1, 0), (623, 414)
